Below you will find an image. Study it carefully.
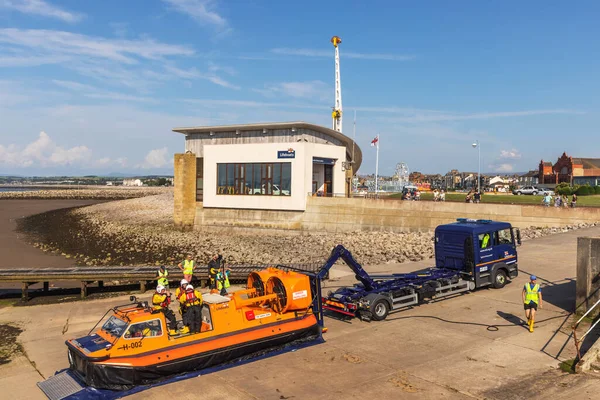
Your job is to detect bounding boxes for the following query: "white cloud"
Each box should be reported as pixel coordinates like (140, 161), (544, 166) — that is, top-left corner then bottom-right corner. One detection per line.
(495, 164), (514, 172)
(500, 149), (521, 160)
(52, 79), (159, 103)
(0, 0), (84, 23)
(164, 65), (240, 89)
(140, 147), (169, 169)
(271, 48), (416, 61)
(0, 28), (194, 64)
(182, 98), (329, 110)
(0, 131), (109, 167)
(161, 0), (228, 29)
(253, 80), (330, 101)
(375, 109), (584, 123)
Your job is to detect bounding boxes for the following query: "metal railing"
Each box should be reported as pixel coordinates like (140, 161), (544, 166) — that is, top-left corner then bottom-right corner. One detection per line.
(572, 297), (600, 359)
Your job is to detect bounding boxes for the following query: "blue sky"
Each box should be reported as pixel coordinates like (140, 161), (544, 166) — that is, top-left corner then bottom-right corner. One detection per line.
(0, 0), (598, 176)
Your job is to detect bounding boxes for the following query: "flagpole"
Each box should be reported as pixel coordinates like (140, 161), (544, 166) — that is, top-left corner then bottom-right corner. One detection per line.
(375, 134), (379, 195)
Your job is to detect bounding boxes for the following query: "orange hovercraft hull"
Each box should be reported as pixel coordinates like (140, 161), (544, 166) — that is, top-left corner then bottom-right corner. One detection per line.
(65, 269), (322, 390)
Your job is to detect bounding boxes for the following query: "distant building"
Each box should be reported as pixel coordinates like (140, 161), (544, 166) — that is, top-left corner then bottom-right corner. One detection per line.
(539, 152), (600, 186)
(517, 170), (539, 186)
(123, 178), (143, 186)
(172, 121), (361, 212)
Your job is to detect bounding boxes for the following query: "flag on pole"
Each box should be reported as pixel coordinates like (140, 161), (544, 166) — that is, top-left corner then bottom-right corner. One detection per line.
(370, 135), (379, 147)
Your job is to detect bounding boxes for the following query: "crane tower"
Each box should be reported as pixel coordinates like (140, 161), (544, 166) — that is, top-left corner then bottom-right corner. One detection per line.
(331, 36), (343, 133)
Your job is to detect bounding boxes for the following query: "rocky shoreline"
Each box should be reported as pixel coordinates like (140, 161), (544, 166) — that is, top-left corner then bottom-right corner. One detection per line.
(0, 187), (168, 200)
(17, 194), (600, 266)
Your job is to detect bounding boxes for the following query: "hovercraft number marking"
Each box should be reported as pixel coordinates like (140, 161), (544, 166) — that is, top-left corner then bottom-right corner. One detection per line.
(118, 341), (143, 351)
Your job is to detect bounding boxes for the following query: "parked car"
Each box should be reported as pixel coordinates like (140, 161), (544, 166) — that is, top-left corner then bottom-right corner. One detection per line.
(539, 188), (555, 196)
(251, 184), (290, 195)
(512, 186), (539, 195)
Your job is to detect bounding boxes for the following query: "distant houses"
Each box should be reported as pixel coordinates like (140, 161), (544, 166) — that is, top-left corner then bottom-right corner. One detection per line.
(123, 178), (143, 187)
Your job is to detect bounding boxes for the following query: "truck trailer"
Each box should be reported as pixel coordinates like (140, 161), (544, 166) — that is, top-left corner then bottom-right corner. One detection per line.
(319, 218), (521, 321)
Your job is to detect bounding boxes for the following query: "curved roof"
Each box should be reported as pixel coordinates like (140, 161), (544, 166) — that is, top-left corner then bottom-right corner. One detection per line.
(172, 121), (362, 173)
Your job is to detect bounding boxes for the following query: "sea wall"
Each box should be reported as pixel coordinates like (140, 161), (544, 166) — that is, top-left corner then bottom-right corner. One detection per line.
(196, 196), (600, 233)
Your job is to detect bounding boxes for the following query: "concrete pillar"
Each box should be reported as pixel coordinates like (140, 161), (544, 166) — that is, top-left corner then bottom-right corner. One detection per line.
(174, 153), (198, 230)
(345, 167), (353, 198)
(80, 281), (87, 299)
(576, 237), (600, 317)
(22, 282), (29, 300)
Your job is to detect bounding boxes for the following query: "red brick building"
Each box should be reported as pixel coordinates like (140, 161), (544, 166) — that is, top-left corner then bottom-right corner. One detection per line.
(539, 152), (600, 185)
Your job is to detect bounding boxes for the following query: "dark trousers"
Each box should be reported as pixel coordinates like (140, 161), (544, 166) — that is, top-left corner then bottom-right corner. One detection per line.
(184, 304), (201, 333)
(161, 308), (177, 330)
(209, 276), (217, 289)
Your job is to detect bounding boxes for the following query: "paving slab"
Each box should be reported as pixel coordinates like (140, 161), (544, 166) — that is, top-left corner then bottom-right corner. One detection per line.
(2, 225), (600, 399)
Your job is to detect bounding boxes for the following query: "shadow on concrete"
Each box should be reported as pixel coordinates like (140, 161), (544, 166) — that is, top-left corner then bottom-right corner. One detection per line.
(578, 315), (600, 356)
(496, 311), (528, 331)
(520, 268), (576, 313)
(542, 279), (576, 313)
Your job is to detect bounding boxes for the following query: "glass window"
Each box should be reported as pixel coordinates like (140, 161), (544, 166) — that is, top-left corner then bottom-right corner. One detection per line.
(217, 164), (226, 194)
(253, 164), (262, 194)
(101, 316), (128, 338)
(226, 164), (234, 195)
(244, 163), (253, 194)
(281, 164), (291, 195)
(201, 306), (213, 332)
(478, 232), (495, 249)
(123, 319), (163, 339)
(217, 163), (292, 196)
(273, 164), (281, 195)
(497, 229), (512, 245)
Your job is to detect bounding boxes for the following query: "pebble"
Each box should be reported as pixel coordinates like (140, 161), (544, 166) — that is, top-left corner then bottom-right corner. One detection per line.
(18, 193), (600, 266)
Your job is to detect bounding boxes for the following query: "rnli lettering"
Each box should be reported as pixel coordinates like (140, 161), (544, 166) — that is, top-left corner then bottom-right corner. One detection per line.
(292, 290), (308, 300)
(118, 341), (143, 351)
(255, 312), (272, 319)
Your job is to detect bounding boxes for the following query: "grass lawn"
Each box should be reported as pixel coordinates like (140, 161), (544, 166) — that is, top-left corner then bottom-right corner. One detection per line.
(387, 192), (600, 207)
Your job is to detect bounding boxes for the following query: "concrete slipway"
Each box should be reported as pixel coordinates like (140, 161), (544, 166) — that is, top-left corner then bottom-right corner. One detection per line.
(2, 227), (600, 400)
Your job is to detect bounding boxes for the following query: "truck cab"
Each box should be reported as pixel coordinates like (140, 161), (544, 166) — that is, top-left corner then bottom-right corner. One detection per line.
(435, 219), (520, 289)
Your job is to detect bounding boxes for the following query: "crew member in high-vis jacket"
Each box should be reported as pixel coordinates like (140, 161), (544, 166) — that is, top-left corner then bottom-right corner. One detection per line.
(522, 275), (543, 332)
(152, 285), (178, 335)
(179, 284), (203, 334)
(155, 265), (169, 293)
(178, 253), (196, 283)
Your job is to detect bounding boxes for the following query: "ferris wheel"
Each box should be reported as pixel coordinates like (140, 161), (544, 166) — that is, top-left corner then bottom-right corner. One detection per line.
(395, 162), (410, 185)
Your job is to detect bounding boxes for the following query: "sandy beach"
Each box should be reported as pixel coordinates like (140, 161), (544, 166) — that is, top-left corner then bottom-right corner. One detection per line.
(0, 199), (104, 269)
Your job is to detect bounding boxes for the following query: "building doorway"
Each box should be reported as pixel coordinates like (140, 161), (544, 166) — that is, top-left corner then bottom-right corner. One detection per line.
(324, 164), (333, 196)
(312, 157), (335, 196)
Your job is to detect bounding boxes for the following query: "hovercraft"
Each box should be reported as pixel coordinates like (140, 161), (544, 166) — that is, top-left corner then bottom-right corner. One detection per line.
(65, 268), (322, 390)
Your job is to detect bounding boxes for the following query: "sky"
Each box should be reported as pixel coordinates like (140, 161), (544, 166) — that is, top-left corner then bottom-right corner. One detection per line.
(0, 0), (599, 176)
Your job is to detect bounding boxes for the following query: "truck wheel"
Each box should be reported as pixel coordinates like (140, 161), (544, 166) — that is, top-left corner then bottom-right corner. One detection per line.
(517, 191), (522, 195)
(492, 270), (507, 289)
(371, 299), (390, 321)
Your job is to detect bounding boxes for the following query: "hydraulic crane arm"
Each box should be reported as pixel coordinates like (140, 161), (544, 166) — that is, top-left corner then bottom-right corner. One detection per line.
(317, 245), (375, 291)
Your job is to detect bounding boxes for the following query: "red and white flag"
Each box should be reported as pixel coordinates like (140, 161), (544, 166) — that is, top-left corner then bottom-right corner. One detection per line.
(370, 135), (379, 147)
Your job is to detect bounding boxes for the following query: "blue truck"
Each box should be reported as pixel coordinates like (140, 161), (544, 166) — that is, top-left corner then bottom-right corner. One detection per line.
(319, 218), (521, 321)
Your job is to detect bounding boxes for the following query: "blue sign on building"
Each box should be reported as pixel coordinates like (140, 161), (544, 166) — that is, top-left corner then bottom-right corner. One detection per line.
(312, 157), (336, 165)
(278, 149), (295, 159)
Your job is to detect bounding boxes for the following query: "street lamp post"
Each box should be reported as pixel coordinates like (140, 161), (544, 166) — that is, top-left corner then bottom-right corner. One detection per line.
(472, 140), (480, 192)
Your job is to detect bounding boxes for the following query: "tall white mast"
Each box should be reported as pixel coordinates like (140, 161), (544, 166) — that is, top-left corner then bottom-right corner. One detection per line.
(331, 36), (343, 133)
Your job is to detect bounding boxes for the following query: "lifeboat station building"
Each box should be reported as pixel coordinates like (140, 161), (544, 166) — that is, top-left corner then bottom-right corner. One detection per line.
(172, 122), (362, 229)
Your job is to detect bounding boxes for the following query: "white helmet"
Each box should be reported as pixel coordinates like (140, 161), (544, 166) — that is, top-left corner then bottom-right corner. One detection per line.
(180, 279), (188, 286)
(156, 285), (166, 293)
(186, 284), (194, 290)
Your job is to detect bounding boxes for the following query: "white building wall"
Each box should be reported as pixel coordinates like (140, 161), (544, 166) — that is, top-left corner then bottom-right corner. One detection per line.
(203, 142), (346, 211)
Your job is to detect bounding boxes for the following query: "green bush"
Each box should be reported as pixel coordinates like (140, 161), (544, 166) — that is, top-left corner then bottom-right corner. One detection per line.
(555, 183), (572, 196)
(576, 185), (593, 196)
(595, 186), (600, 195)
